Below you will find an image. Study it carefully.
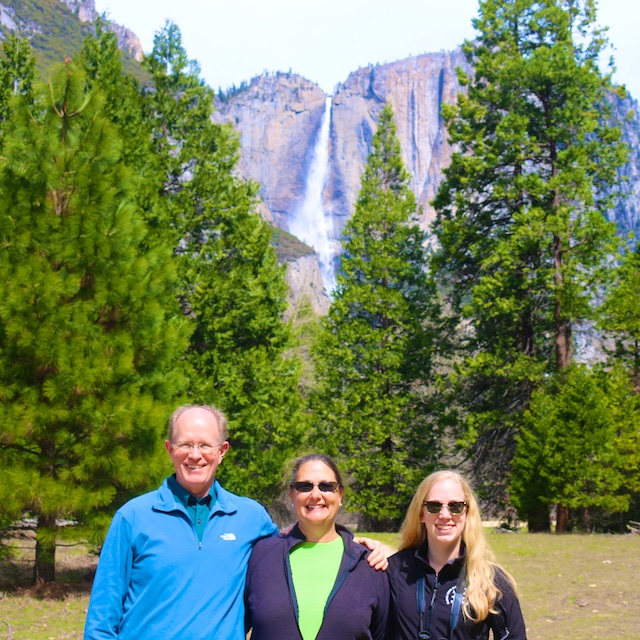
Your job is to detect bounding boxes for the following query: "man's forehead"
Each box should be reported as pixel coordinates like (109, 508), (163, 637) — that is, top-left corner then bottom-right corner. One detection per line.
(175, 408), (220, 433)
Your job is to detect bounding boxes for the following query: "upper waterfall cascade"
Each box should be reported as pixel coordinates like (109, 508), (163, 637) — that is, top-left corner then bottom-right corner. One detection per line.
(288, 97), (336, 294)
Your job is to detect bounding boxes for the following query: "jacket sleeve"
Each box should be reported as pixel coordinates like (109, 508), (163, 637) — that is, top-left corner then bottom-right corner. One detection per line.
(371, 569), (391, 640)
(84, 512), (133, 639)
(492, 569), (528, 640)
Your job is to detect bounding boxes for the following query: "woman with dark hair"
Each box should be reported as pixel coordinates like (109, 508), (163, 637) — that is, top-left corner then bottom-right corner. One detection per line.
(386, 470), (527, 639)
(245, 454), (389, 640)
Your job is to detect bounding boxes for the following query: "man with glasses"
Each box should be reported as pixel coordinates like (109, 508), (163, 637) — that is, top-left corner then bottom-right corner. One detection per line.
(84, 404), (386, 640)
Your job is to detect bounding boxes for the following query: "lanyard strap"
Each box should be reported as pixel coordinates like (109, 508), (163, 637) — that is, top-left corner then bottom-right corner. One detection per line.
(416, 576), (427, 636)
(416, 576), (465, 640)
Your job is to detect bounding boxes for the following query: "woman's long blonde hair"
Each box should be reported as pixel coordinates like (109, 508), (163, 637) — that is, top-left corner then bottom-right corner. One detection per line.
(397, 470), (516, 623)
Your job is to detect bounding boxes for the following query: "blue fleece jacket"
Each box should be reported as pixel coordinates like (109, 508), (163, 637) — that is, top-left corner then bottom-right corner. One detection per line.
(84, 477), (277, 640)
(245, 524), (389, 640)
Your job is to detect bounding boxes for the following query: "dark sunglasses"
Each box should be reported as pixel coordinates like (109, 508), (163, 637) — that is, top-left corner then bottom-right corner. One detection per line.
(423, 500), (467, 515)
(291, 481), (341, 493)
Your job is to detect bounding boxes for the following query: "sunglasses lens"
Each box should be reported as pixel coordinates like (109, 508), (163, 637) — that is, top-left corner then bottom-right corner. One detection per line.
(425, 501), (443, 514)
(293, 482), (314, 492)
(449, 502), (466, 514)
(318, 482), (339, 492)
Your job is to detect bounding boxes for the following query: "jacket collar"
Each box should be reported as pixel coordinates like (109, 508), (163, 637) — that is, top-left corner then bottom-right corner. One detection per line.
(414, 538), (466, 576)
(285, 523), (366, 567)
(154, 477), (238, 517)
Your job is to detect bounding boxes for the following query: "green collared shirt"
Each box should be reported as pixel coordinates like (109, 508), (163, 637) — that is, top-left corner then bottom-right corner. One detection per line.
(168, 475), (216, 542)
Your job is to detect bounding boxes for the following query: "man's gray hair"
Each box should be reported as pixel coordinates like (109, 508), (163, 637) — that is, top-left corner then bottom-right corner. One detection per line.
(167, 404), (229, 443)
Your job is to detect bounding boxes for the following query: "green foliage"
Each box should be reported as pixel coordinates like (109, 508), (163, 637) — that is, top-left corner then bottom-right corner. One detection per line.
(216, 80), (250, 104)
(79, 19), (165, 245)
(270, 226), (315, 262)
(0, 35), (37, 134)
(0, 0), (92, 75)
(599, 243), (640, 385)
(312, 104), (444, 530)
(0, 61), (189, 581)
(431, 0), (629, 510)
(141, 23), (306, 507)
(511, 364), (640, 530)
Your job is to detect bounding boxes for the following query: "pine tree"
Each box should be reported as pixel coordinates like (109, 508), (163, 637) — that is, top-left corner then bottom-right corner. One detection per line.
(141, 23), (306, 506)
(511, 364), (640, 531)
(599, 244), (640, 389)
(431, 0), (629, 527)
(0, 61), (189, 583)
(312, 104), (443, 530)
(79, 19), (167, 239)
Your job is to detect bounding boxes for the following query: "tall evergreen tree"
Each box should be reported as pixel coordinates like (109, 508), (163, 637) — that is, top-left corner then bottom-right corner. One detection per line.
(0, 62), (189, 582)
(141, 23), (305, 506)
(511, 364), (640, 531)
(431, 0), (628, 527)
(79, 19), (166, 239)
(312, 104), (443, 530)
(599, 243), (640, 389)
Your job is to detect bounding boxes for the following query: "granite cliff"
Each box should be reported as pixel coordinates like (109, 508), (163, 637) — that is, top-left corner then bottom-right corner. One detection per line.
(0, 0), (142, 64)
(59, 0), (142, 61)
(214, 53), (640, 294)
(213, 51), (470, 256)
(215, 73), (327, 231)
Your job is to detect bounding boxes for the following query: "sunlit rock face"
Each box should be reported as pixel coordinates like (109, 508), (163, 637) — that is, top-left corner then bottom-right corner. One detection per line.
(327, 50), (468, 241)
(214, 51), (639, 249)
(214, 73), (327, 232)
(59, 0), (143, 60)
(213, 52), (469, 249)
(284, 254), (330, 318)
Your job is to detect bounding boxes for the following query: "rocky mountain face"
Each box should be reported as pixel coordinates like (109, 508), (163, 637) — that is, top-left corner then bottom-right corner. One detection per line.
(0, 0), (141, 63)
(213, 51), (470, 256)
(215, 74), (328, 231)
(59, 0), (142, 61)
(214, 52), (640, 295)
(327, 51), (468, 235)
(612, 93), (640, 237)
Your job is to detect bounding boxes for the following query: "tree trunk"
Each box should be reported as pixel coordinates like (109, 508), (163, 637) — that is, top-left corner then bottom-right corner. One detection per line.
(33, 513), (57, 584)
(553, 233), (573, 370)
(527, 503), (551, 532)
(556, 504), (569, 533)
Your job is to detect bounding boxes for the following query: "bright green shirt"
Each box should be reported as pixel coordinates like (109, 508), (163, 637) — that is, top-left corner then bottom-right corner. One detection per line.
(289, 536), (344, 640)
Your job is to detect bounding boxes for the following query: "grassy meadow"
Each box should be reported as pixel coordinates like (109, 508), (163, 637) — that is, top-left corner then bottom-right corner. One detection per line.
(1, 531), (639, 639)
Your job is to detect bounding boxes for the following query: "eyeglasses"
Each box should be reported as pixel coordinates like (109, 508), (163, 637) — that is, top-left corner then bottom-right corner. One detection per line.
(171, 442), (221, 454)
(291, 481), (341, 493)
(422, 500), (467, 515)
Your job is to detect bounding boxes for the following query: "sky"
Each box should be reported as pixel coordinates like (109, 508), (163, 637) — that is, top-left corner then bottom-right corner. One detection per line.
(93, 0), (640, 100)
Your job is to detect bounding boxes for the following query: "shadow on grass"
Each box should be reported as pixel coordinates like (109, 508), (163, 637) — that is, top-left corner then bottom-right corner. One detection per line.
(0, 544), (97, 600)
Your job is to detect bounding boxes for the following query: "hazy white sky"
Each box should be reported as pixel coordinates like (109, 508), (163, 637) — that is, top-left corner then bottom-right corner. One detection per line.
(93, 0), (639, 99)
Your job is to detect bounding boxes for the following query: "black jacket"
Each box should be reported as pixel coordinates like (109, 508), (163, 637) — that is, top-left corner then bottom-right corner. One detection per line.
(386, 542), (527, 640)
(245, 524), (389, 640)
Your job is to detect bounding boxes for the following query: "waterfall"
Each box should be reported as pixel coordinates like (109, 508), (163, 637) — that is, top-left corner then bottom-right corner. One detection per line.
(289, 97), (336, 294)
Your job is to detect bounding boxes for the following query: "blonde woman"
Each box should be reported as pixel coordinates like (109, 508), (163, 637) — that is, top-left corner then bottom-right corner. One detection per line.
(386, 470), (527, 639)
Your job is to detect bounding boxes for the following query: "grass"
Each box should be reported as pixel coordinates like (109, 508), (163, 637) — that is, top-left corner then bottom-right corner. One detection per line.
(0, 538), (96, 640)
(487, 532), (640, 640)
(1, 531), (639, 639)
